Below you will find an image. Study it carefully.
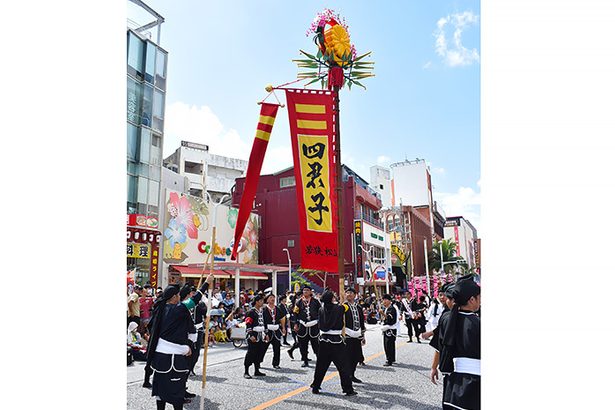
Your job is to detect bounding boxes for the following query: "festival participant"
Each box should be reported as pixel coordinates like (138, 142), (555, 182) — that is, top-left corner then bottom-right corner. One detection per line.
(439, 276), (481, 410)
(278, 295), (291, 346)
(293, 286), (321, 367)
(427, 283), (455, 391)
(243, 295), (268, 379)
(262, 293), (286, 369)
(342, 287), (365, 383)
(189, 293), (207, 376)
(411, 295), (428, 342)
(177, 285), (198, 400)
(400, 290), (414, 342)
(146, 275), (213, 410)
(381, 294), (397, 366)
(310, 291), (356, 396)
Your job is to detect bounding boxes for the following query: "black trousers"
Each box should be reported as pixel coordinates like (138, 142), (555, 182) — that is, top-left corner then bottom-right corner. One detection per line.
(244, 339), (266, 370)
(407, 319), (425, 339)
(189, 330), (204, 372)
(311, 342), (353, 393)
(344, 338), (362, 378)
(383, 332), (396, 363)
(299, 336), (319, 362)
(264, 337), (282, 366)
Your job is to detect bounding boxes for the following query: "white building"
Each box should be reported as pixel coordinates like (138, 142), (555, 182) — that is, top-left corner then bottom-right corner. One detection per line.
(370, 165), (393, 209)
(444, 216), (478, 268)
(390, 159), (436, 236)
(163, 141), (248, 203)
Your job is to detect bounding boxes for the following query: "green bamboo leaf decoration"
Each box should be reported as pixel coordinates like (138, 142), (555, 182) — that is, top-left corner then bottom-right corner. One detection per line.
(354, 51), (372, 62)
(299, 50), (318, 60)
(305, 77), (321, 86)
(351, 79), (367, 90)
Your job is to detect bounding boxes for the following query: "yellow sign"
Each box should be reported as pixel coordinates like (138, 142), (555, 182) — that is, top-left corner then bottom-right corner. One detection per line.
(297, 134), (333, 232)
(127, 242), (151, 259)
(391, 244), (406, 263)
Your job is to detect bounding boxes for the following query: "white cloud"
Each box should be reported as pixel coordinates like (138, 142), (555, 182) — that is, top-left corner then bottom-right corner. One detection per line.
(261, 144), (293, 175)
(433, 185), (481, 233)
(422, 61), (433, 69)
(377, 155), (391, 165)
(434, 11), (480, 67)
(163, 102), (251, 159)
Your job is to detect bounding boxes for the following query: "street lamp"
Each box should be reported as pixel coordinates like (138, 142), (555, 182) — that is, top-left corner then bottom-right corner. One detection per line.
(283, 248), (291, 292)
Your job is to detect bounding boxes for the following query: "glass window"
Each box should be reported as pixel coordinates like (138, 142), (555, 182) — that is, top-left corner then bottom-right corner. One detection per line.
(155, 49), (167, 90)
(139, 128), (151, 164)
(148, 179), (160, 206)
(127, 32), (144, 79)
(150, 134), (161, 167)
(148, 205), (159, 218)
(127, 175), (138, 205)
(145, 42), (156, 84)
(127, 123), (139, 161)
(152, 89), (165, 132)
(127, 160), (137, 175)
(149, 164), (161, 182)
(138, 163), (149, 178)
(137, 176), (148, 204)
(127, 77), (142, 124)
(141, 84), (153, 127)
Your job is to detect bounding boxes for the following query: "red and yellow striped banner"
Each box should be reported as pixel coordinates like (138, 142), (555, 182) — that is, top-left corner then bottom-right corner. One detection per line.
(231, 103), (279, 260)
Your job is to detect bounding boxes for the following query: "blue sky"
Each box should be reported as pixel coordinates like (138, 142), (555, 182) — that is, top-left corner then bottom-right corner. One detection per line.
(128, 0), (481, 231)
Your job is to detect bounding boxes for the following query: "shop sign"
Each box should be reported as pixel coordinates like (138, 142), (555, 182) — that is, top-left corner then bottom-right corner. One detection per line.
(127, 213), (159, 229)
(127, 242), (151, 259)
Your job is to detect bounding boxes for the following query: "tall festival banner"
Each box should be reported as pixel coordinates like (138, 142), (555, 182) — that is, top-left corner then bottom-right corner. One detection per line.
(231, 103), (279, 260)
(285, 89), (339, 272)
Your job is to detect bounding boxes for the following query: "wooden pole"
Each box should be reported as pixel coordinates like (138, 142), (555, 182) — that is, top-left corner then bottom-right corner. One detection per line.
(199, 223), (215, 410)
(333, 85), (345, 299)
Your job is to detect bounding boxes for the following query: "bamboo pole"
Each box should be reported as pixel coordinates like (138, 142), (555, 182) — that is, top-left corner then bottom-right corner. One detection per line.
(199, 224), (216, 410)
(333, 84), (345, 299)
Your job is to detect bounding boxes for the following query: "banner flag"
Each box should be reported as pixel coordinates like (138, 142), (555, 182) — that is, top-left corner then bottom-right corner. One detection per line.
(285, 89), (339, 272)
(231, 103), (280, 260)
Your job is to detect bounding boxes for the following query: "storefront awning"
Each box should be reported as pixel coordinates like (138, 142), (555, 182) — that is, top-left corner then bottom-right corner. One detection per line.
(169, 265), (269, 281)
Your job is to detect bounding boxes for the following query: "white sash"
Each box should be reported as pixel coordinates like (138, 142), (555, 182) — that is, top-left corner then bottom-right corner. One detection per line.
(188, 333), (197, 342)
(155, 338), (190, 355)
(453, 357), (481, 376)
(253, 326), (265, 332)
(345, 329), (362, 338)
(266, 324), (280, 331)
(381, 324), (396, 331)
(300, 319), (318, 327)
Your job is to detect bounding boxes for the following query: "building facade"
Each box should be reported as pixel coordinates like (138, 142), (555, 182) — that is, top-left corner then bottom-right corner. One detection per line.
(444, 216), (478, 269)
(164, 141), (247, 203)
(126, 3), (168, 288)
(370, 165), (393, 209)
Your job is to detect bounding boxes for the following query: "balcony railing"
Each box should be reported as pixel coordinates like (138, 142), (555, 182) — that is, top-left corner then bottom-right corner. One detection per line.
(355, 212), (384, 229)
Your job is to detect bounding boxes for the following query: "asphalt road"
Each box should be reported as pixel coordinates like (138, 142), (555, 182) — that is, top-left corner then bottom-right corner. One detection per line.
(127, 323), (442, 409)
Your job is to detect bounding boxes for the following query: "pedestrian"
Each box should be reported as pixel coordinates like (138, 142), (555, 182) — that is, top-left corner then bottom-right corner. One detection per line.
(243, 294), (268, 379)
(310, 290), (356, 396)
(128, 285), (142, 326)
(262, 293), (286, 369)
(426, 293), (444, 333)
(145, 274), (213, 410)
(342, 287), (365, 383)
(140, 286), (154, 326)
(381, 294), (397, 366)
(293, 286), (321, 367)
(277, 294), (291, 346)
(439, 276), (481, 410)
(127, 322), (147, 361)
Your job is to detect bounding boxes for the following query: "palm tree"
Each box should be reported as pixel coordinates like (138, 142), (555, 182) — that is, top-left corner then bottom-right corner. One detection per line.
(429, 239), (464, 274)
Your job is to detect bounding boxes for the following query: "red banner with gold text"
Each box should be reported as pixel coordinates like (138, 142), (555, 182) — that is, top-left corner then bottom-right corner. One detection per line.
(285, 89), (338, 272)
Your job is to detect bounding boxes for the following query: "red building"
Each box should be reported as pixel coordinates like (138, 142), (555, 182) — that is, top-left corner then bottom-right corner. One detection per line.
(232, 165), (383, 293)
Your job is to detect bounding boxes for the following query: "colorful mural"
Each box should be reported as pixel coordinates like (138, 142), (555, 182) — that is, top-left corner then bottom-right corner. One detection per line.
(162, 190), (259, 265)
